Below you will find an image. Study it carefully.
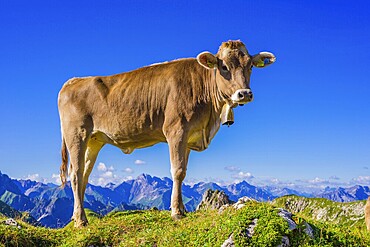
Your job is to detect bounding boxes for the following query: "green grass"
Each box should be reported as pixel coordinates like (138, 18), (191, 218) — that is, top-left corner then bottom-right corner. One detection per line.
(0, 198), (369, 246)
(271, 195), (370, 246)
(272, 195), (367, 227)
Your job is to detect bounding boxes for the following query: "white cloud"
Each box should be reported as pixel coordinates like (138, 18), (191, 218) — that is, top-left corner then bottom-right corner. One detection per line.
(102, 171), (113, 178)
(97, 162), (114, 172)
(308, 177), (328, 184)
(97, 177), (106, 186)
(134, 160), (146, 165)
(24, 173), (61, 184)
(25, 173), (49, 184)
(89, 163), (132, 186)
(232, 171), (254, 180)
(51, 173), (62, 185)
(123, 167), (134, 174)
(93, 173), (120, 186)
(224, 166), (241, 172)
(269, 178), (281, 184)
(184, 177), (227, 186)
(329, 176), (340, 180)
(25, 173), (40, 181)
(92, 173), (134, 187)
(351, 176), (370, 185)
(97, 162), (107, 171)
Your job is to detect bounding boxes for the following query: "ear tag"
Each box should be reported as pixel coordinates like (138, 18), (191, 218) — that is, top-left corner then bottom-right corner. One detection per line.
(264, 58), (271, 66)
(220, 104), (234, 126)
(256, 60), (265, 67)
(207, 61), (214, 68)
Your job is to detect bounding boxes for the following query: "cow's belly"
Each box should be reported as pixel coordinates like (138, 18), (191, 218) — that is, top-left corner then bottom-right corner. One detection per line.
(90, 110), (221, 153)
(90, 130), (165, 154)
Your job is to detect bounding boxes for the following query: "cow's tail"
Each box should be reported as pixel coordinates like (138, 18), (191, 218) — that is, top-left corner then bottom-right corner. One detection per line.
(60, 136), (69, 188)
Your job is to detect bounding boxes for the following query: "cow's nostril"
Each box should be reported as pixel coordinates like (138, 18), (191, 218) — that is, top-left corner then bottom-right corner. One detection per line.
(249, 93), (253, 100)
(238, 92), (244, 99)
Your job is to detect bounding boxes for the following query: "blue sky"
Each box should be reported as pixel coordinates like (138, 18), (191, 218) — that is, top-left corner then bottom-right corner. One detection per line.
(0, 1), (369, 191)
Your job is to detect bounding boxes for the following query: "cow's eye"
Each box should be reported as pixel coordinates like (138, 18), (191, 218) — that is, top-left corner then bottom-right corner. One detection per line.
(221, 65), (228, 71)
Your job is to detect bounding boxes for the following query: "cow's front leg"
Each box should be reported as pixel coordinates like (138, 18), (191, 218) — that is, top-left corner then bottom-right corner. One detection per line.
(64, 127), (89, 228)
(167, 132), (190, 220)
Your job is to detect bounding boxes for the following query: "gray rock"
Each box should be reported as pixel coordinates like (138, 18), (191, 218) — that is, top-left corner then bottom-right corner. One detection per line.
(233, 196), (257, 210)
(218, 204), (231, 214)
(4, 218), (21, 229)
(303, 222), (314, 238)
(5, 218), (17, 226)
(277, 236), (290, 247)
(277, 208), (314, 239)
(219, 196), (257, 213)
(246, 218), (258, 237)
(196, 189), (233, 211)
(221, 233), (234, 247)
(278, 209), (297, 230)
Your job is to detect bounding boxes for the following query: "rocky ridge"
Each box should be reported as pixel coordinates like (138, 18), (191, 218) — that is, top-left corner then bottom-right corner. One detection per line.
(272, 195), (366, 225)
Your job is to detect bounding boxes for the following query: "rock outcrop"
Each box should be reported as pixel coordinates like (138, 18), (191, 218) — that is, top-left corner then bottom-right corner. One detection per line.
(4, 218), (21, 229)
(272, 195), (366, 225)
(196, 189), (233, 211)
(277, 208), (314, 238)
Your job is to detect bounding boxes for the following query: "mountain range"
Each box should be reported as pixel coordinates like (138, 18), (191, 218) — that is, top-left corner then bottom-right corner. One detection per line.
(0, 171), (368, 228)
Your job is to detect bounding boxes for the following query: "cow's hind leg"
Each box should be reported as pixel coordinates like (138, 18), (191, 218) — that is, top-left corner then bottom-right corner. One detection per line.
(81, 138), (104, 201)
(64, 126), (91, 228)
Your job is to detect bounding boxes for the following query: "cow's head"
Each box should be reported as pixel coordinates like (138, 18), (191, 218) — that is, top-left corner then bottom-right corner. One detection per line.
(197, 40), (275, 105)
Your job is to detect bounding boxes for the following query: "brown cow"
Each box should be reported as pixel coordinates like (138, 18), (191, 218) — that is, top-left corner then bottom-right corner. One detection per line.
(58, 40), (275, 227)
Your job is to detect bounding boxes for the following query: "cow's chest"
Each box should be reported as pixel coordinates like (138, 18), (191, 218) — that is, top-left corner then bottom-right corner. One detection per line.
(187, 115), (221, 151)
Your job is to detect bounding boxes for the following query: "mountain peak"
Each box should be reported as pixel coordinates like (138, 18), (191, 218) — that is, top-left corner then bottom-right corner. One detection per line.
(105, 182), (116, 189)
(237, 180), (251, 186)
(137, 173), (152, 181)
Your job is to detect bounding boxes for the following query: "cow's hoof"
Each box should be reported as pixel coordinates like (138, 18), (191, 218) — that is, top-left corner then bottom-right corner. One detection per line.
(74, 219), (88, 228)
(171, 214), (185, 221)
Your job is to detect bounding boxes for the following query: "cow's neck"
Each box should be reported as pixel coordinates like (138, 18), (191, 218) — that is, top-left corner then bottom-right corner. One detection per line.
(203, 69), (223, 113)
(211, 69), (238, 127)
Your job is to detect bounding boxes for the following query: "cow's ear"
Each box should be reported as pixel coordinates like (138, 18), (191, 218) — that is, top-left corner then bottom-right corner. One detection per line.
(252, 52), (276, 68)
(197, 52), (218, 69)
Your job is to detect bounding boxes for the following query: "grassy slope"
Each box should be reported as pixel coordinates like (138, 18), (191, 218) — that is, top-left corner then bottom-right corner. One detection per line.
(0, 197), (369, 247)
(273, 195), (370, 246)
(0, 201), (22, 220)
(0, 200), (37, 226)
(272, 195), (366, 226)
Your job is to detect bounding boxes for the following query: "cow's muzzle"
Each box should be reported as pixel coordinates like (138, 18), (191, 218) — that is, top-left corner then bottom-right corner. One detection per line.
(231, 89), (253, 104)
